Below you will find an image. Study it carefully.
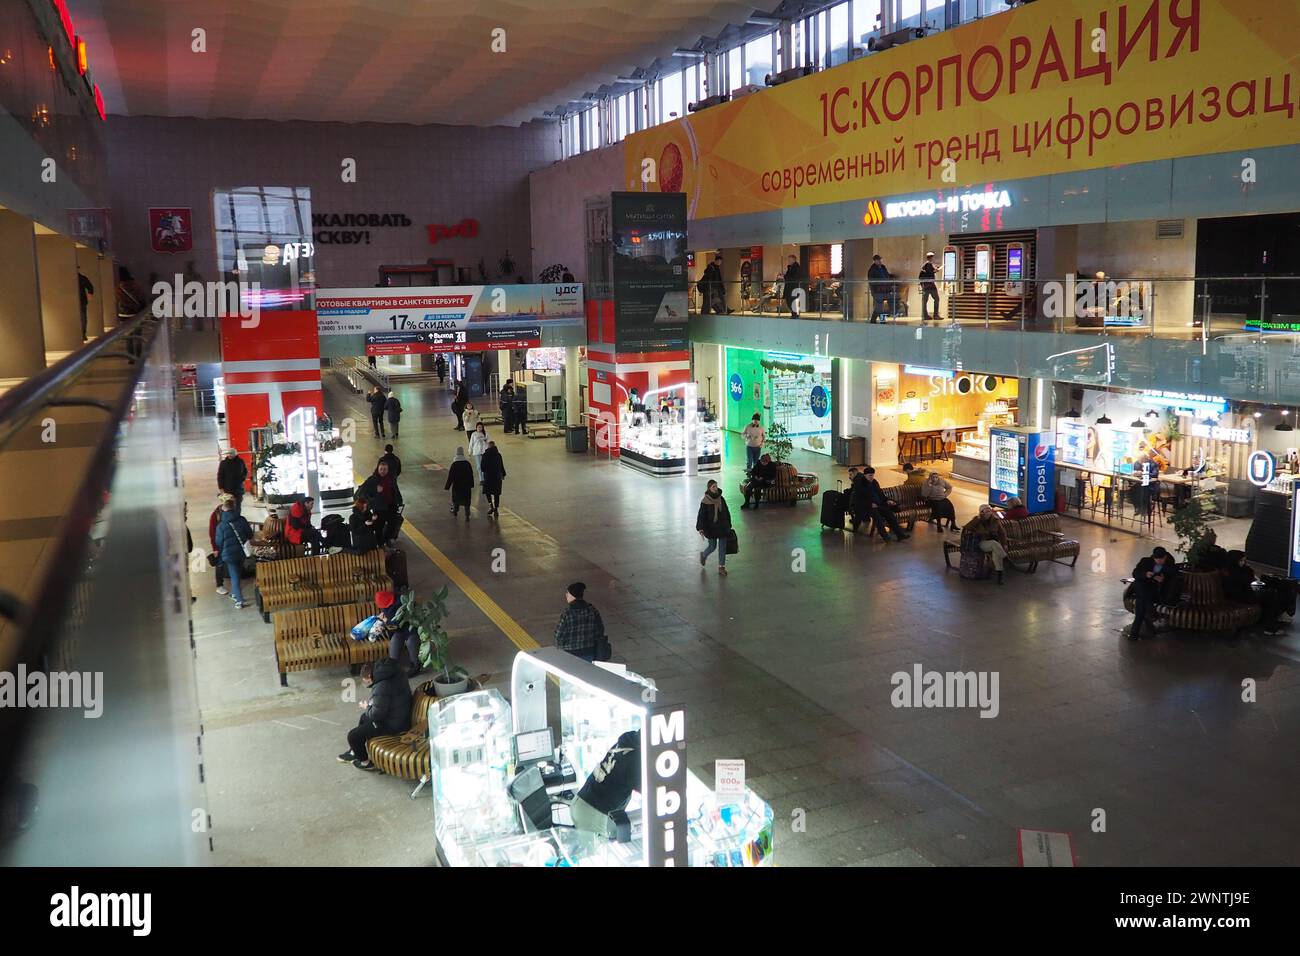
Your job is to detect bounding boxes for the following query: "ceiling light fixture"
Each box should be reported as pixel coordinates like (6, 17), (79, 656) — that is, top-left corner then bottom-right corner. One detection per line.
(1276, 409), (1293, 432)
(1130, 418), (1146, 429)
(1096, 414), (1112, 425)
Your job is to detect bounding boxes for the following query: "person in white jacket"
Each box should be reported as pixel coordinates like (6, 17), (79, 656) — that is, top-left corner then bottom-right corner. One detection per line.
(741, 414), (765, 473)
(462, 402), (480, 437)
(469, 422), (490, 479)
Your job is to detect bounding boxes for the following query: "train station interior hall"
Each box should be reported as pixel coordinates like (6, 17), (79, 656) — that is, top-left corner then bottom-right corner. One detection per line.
(2, 0), (1300, 868)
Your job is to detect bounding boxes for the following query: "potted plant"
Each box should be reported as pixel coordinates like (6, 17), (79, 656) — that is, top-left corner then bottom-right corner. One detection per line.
(395, 587), (469, 696)
(764, 421), (793, 464)
(1170, 494), (1214, 570)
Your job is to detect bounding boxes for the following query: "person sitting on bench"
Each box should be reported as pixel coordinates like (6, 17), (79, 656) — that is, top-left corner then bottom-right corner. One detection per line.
(859, 467), (909, 542)
(741, 454), (778, 509)
(1128, 546), (1181, 640)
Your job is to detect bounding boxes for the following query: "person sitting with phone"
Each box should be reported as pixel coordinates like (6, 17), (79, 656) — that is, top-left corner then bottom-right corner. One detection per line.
(1128, 546), (1182, 640)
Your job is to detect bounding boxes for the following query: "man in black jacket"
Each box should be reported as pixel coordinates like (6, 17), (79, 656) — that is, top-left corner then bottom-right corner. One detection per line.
(1129, 546), (1181, 640)
(452, 381), (469, 430)
(339, 659), (411, 770)
(699, 255), (729, 314)
(867, 255), (893, 323)
(367, 386), (388, 438)
(77, 269), (95, 342)
(378, 444), (402, 479)
(741, 453), (778, 509)
(783, 255), (804, 317)
(860, 467), (909, 541)
(217, 448), (248, 515)
(511, 385), (529, 435)
(919, 252), (940, 322)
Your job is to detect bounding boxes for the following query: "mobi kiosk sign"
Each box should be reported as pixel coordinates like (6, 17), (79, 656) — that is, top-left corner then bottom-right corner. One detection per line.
(647, 704), (688, 867)
(624, 0), (1297, 219)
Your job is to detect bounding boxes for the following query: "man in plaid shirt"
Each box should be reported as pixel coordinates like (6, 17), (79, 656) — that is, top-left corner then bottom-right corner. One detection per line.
(554, 582), (605, 662)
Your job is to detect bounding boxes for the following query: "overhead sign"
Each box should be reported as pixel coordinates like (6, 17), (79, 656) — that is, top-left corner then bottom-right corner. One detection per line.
(1190, 422), (1250, 443)
(886, 189), (1013, 220)
(317, 284), (583, 356)
(623, 0), (1297, 219)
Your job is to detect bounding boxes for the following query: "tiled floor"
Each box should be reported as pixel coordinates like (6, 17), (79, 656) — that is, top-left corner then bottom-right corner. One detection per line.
(184, 372), (1300, 867)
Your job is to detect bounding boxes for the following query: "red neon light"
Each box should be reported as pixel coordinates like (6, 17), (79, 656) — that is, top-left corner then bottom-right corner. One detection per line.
(75, 37), (87, 75)
(51, 0), (74, 46)
(93, 84), (105, 121)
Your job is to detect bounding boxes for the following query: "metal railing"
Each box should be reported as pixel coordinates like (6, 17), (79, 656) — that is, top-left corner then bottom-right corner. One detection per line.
(687, 275), (1300, 341)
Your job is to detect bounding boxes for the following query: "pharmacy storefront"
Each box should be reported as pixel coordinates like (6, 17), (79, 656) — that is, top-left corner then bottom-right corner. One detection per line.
(725, 349), (833, 456)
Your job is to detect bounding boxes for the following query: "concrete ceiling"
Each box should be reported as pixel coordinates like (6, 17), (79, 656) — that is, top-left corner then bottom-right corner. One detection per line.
(68, 0), (767, 127)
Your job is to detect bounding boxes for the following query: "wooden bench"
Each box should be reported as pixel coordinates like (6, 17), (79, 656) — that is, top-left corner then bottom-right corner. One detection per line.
(738, 462), (819, 506)
(1122, 570), (1260, 637)
(880, 483), (931, 529)
(1002, 514), (1081, 572)
(271, 600), (388, 686)
(365, 681), (438, 796)
(256, 550), (391, 621)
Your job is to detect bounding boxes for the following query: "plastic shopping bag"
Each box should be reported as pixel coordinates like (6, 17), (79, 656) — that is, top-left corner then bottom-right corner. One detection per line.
(350, 614), (382, 642)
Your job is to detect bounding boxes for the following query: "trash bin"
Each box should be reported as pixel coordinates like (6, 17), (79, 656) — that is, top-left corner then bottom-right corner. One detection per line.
(566, 424), (588, 453)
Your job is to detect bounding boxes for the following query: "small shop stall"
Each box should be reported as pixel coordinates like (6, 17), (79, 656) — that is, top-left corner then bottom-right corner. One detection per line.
(889, 367), (1018, 478)
(251, 414), (355, 516)
(432, 649), (774, 867)
(619, 384), (722, 477)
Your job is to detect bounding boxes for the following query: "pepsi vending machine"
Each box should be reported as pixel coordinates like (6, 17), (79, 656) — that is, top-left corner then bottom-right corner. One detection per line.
(989, 426), (1055, 514)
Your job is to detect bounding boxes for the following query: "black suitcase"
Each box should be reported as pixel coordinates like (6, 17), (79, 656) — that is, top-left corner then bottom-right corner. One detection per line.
(385, 548), (409, 590)
(820, 481), (846, 530)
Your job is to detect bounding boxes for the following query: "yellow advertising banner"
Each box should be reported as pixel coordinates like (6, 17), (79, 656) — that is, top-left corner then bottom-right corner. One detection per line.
(623, 0), (1300, 220)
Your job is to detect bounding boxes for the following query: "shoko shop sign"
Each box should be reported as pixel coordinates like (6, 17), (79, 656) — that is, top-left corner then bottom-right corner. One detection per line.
(312, 212), (412, 246)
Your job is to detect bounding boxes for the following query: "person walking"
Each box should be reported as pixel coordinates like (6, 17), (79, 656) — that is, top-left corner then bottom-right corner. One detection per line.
(445, 446), (475, 520)
(783, 255), (804, 318)
(742, 414), (765, 474)
(868, 254), (893, 323)
(500, 381), (517, 434)
(77, 268), (95, 342)
(468, 421), (489, 477)
(367, 354), (377, 369)
(921, 471), (958, 531)
(553, 582), (606, 662)
(452, 381), (469, 430)
(359, 461), (403, 545)
(480, 440), (506, 517)
(435, 354), (447, 384)
(208, 494), (234, 594)
(696, 479), (733, 575)
(919, 251), (940, 322)
(699, 255), (729, 315)
(367, 386), (388, 438)
(378, 444), (402, 479)
(384, 390), (403, 440)
(212, 499), (254, 608)
(337, 659), (411, 771)
(217, 448), (248, 515)
(963, 504), (1010, 584)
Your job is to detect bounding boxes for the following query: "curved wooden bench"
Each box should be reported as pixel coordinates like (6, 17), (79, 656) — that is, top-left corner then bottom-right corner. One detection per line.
(738, 463), (819, 506)
(1002, 514), (1081, 572)
(256, 551), (391, 620)
(1122, 570), (1261, 636)
(880, 483), (932, 529)
(272, 600), (378, 685)
(366, 682), (437, 794)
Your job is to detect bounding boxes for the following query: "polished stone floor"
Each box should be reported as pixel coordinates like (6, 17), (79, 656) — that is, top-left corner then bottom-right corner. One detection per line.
(183, 372), (1300, 867)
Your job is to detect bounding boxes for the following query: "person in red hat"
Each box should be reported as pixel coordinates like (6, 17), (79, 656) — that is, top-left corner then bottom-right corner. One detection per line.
(375, 589), (422, 678)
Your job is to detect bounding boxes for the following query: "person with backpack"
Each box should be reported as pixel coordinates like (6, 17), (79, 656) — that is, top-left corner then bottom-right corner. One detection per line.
(696, 479), (733, 575)
(348, 499), (382, 553)
(384, 391), (403, 440)
(320, 512), (351, 551)
(445, 446), (475, 520)
(212, 499), (254, 608)
(367, 386), (388, 438)
(337, 659), (412, 771)
(480, 440), (506, 517)
(554, 582), (606, 662)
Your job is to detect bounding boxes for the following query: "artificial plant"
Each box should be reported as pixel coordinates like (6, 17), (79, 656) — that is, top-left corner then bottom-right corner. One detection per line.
(394, 586), (468, 686)
(537, 263), (569, 283)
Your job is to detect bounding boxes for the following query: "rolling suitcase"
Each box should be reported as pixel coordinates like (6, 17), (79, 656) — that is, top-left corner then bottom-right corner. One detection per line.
(820, 481), (846, 531)
(385, 548), (409, 590)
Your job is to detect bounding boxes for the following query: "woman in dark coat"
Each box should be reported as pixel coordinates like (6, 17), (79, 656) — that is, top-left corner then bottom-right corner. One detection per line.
(695, 479), (733, 575)
(348, 499), (381, 553)
(367, 386), (388, 438)
(384, 392), (403, 439)
(479, 440), (506, 517)
(445, 446), (475, 520)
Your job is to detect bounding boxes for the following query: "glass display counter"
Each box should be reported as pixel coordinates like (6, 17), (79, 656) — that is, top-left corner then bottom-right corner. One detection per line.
(432, 650), (775, 867)
(619, 409), (721, 477)
(258, 426), (354, 510)
(951, 436), (989, 483)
